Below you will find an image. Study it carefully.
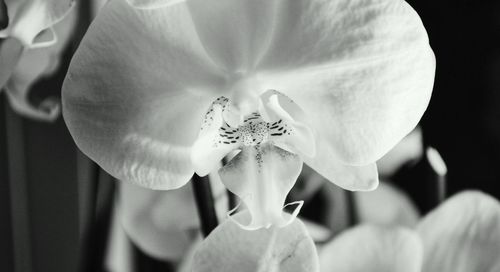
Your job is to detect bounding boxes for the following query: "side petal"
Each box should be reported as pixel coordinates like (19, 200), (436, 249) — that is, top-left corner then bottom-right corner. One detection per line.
(258, 0), (435, 167)
(186, 0), (280, 72)
(260, 90), (316, 157)
(62, 0), (227, 189)
(191, 97), (239, 176)
(0, 0), (75, 47)
(416, 191), (500, 272)
(218, 144), (303, 229)
(119, 171), (228, 261)
(319, 225), (423, 272)
(192, 211), (319, 272)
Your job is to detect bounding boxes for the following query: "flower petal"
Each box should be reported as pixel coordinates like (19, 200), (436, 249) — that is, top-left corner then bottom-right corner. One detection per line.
(260, 90), (315, 157)
(119, 171), (228, 261)
(218, 144), (303, 229)
(125, 0), (184, 10)
(416, 191), (500, 272)
(0, 0), (75, 47)
(356, 181), (420, 227)
(62, 0), (227, 189)
(192, 211), (319, 272)
(319, 225), (423, 272)
(186, 0), (279, 72)
(257, 0), (434, 167)
(191, 97), (240, 176)
(304, 138), (379, 191)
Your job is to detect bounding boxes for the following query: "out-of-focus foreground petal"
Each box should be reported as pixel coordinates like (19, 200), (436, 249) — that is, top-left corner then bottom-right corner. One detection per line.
(0, 0), (75, 47)
(417, 191), (500, 272)
(62, 0), (227, 189)
(319, 225), (423, 272)
(191, 211), (319, 272)
(119, 172), (227, 261)
(219, 144), (303, 229)
(256, 0), (434, 186)
(3, 8), (76, 121)
(126, 0), (184, 10)
(356, 181), (420, 227)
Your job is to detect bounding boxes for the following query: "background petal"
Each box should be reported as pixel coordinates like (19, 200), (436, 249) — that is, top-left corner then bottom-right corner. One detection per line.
(62, 0), (227, 189)
(355, 181), (420, 227)
(119, 171), (227, 261)
(0, 38), (23, 89)
(2, 3), (76, 121)
(417, 191), (500, 272)
(192, 211), (319, 272)
(319, 225), (423, 272)
(0, 0), (75, 47)
(257, 0), (434, 169)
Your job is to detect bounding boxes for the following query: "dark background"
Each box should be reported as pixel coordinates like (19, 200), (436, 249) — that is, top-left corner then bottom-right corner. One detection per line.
(1, 1), (500, 272)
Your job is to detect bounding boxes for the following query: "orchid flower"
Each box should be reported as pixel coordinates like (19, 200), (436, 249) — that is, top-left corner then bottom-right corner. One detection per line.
(0, 0), (75, 121)
(319, 191), (500, 272)
(62, 0), (435, 229)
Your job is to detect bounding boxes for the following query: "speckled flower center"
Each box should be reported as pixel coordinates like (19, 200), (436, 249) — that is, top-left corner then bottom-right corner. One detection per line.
(239, 116), (269, 146)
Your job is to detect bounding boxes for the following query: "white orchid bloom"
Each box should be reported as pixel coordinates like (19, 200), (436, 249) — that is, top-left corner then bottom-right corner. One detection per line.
(62, 0), (435, 228)
(0, 0), (76, 121)
(319, 191), (500, 272)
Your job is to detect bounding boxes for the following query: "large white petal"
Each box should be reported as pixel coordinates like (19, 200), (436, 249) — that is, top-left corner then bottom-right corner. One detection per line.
(319, 225), (423, 272)
(0, 0), (75, 47)
(62, 0), (227, 189)
(256, 0), (434, 169)
(417, 191), (500, 272)
(192, 211), (319, 272)
(119, 171), (227, 261)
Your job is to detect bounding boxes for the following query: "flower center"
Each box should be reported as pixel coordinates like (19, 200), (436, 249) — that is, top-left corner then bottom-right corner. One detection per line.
(239, 113), (269, 146)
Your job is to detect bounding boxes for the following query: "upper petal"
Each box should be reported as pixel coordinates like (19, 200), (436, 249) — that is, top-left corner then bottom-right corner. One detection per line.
(192, 211), (319, 272)
(257, 0), (435, 166)
(319, 225), (423, 272)
(416, 191), (500, 272)
(125, 0), (184, 10)
(186, 0), (280, 72)
(62, 0), (227, 189)
(0, 0), (75, 47)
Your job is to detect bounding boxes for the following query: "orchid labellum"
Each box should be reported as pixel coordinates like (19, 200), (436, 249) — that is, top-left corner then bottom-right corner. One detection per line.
(62, 0), (435, 229)
(0, 0), (76, 121)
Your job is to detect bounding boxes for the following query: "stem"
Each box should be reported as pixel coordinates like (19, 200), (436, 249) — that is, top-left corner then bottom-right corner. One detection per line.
(345, 191), (358, 226)
(191, 174), (218, 237)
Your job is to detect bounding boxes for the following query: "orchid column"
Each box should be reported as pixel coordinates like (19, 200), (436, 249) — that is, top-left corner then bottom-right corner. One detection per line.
(62, 0), (435, 264)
